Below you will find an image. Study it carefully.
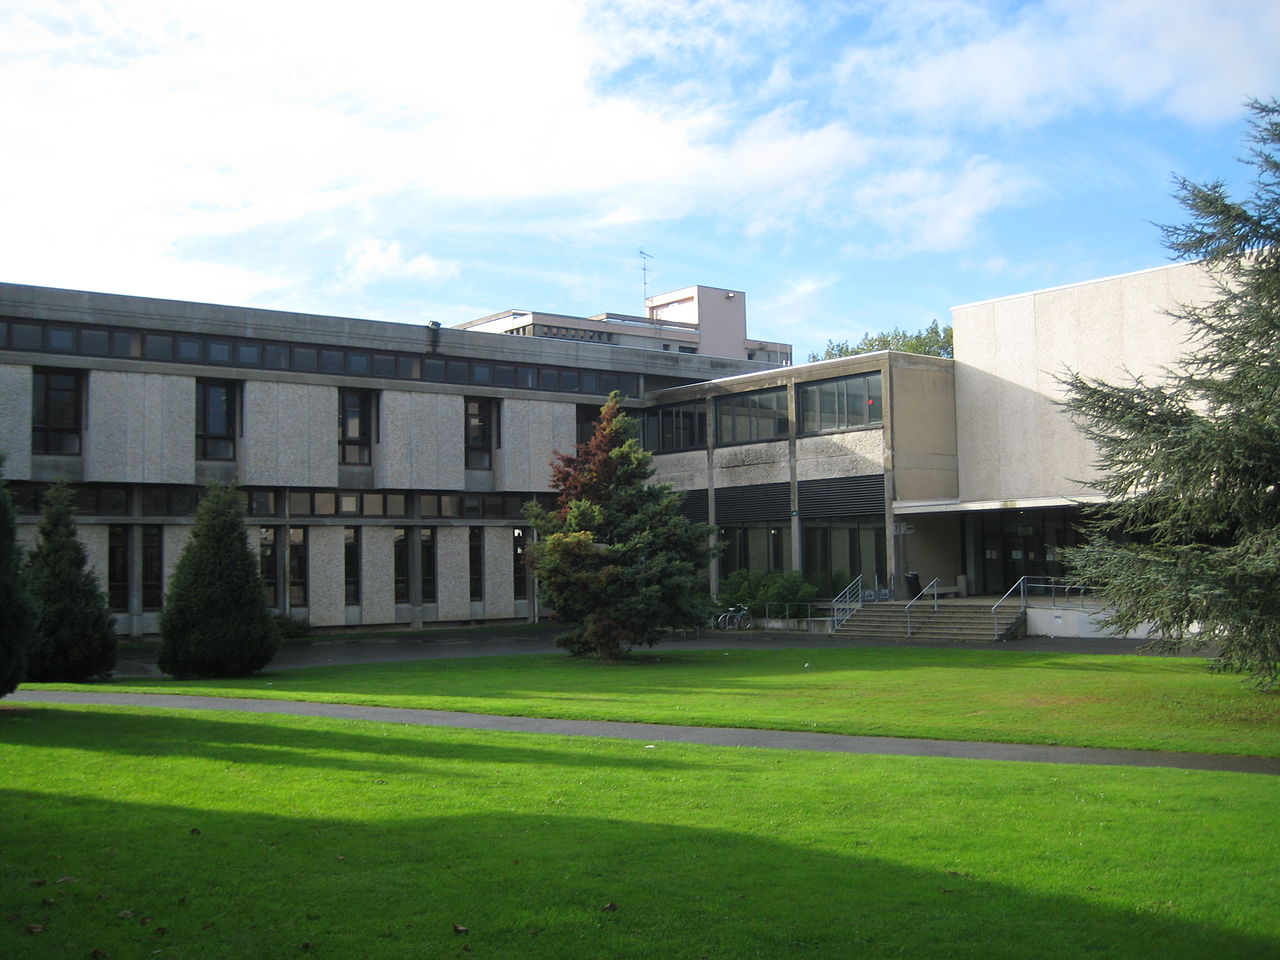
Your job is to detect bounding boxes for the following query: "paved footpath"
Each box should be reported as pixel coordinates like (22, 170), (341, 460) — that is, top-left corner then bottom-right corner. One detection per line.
(12, 688), (1278, 776)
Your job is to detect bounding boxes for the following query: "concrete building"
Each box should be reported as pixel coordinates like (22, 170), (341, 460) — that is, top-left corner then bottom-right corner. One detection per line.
(455, 284), (793, 365)
(0, 261), (1205, 635)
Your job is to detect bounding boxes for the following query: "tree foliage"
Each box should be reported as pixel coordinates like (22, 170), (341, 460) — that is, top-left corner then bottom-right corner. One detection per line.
(808, 320), (952, 362)
(0, 459), (35, 697)
(159, 484), (279, 678)
(25, 482), (116, 682)
(1062, 99), (1280, 687)
(525, 393), (714, 659)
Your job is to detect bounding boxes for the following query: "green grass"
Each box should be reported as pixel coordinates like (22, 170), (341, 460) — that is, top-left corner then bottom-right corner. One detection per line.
(2, 702), (1277, 959)
(34, 646), (1280, 756)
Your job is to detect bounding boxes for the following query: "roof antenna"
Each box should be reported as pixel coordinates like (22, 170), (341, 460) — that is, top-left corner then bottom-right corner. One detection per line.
(639, 249), (654, 309)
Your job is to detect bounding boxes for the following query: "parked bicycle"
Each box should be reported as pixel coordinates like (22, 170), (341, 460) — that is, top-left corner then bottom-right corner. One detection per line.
(715, 604), (755, 630)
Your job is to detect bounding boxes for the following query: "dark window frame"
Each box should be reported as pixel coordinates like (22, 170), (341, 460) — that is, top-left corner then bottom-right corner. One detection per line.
(32, 367), (83, 455)
(196, 379), (238, 460)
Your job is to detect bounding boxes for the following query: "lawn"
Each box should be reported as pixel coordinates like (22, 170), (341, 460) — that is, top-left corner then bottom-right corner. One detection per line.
(2, 702), (1277, 959)
(31, 646), (1280, 756)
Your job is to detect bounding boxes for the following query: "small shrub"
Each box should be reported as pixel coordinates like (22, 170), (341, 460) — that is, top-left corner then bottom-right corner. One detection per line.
(0, 460), (35, 697)
(718, 570), (818, 619)
(273, 614), (311, 640)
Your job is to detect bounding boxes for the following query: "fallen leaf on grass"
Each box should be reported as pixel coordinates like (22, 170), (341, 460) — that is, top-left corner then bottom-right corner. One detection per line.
(155, 927), (167, 936)
(91, 950), (108, 958)
(190, 828), (201, 836)
(452, 923), (469, 935)
(117, 910), (133, 919)
(202, 922), (216, 931)
(602, 902), (619, 912)
(300, 942), (313, 951)
(56, 876), (77, 884)
(139, 916), (153, 925)
(42, 897), (60, 907)
(30, 879), (47, 887)
(26, 924), (44, 934)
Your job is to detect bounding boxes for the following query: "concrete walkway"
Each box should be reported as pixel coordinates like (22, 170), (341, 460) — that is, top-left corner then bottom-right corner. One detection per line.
(12, 689), (1278, 776)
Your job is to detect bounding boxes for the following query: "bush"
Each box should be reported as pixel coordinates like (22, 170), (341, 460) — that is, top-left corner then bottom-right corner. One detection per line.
(273, 614), (311, 640)
(0, 461), (35, 697)
(158, 485), (280, 678)
(25, 482), (117, 681)
(718, 570), (818, 619)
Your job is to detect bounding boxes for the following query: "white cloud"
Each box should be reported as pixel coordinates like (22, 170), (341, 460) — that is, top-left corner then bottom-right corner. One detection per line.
(341, 239), (460, 290)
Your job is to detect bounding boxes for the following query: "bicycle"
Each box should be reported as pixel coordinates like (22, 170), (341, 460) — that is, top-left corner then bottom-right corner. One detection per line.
(715, 604), (754, 630)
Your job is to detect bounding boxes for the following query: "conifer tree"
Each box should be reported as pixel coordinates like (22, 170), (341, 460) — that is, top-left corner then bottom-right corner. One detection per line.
(25, 482), (117, 682)
(159, 484), (279, 678)
(1062, 99), (1280, 687)
(525, 393), (714, 659)
(0, 459), (35, 697)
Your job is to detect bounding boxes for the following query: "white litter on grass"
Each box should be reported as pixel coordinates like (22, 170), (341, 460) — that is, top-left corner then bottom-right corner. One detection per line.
(644, 745), (656, 749)
(804, 663), (810, 668)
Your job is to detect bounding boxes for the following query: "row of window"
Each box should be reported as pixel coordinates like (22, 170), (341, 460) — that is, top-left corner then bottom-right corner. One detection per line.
(106, 524), (530, 613)
(643, 372), (884, 452)
(8, 482), (552, 521)
(3, 317), (641, 397)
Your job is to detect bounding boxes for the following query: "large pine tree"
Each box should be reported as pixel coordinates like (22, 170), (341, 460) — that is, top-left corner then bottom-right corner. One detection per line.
(159, 484), (279, 678)
(25, 482), (117, 682)
(525, 393), (714, 659)
(0, 460), (35, 697)
(1062, 99), (1280, 687)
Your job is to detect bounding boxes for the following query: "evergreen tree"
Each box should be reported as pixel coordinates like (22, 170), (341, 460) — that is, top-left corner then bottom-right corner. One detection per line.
(526, 393), (714, 660)
(808, 320), (952, 362)
(1062, 99), (1280, 687)
(0, 459), (36, 697)
(159, 484), (279, 678)
(25, 482), (117, 682)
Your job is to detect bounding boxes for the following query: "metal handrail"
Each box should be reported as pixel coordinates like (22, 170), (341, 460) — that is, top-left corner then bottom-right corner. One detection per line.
(991, 577), (1093, 638)
(904, 577), (941, 637)
(830, 575), (863, 630)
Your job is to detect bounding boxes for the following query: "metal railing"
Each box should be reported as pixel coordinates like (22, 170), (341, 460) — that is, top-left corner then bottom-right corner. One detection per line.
(991, 577), (1093, 639)
(831, 575), (864, 630)
(903, 577), (941, 637)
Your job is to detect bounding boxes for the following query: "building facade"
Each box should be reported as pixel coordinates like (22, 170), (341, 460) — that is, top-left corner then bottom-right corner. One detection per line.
(1, 261), (1204, 635)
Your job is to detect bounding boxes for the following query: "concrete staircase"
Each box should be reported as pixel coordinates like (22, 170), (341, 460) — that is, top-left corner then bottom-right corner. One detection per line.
(834, 600), (1026, 643)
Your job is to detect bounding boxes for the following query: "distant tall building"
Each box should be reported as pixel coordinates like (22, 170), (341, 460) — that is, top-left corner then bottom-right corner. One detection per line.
(454, 285), (792, 365)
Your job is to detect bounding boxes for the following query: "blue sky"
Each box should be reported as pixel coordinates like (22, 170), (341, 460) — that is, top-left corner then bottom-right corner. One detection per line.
(4, 0), (1279, 361)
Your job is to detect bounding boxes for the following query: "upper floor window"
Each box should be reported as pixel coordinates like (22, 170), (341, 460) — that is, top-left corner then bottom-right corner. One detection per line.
(715, 387), (788, 445)
(196, 379), (237, 460)
(798, 372), (883, 434)
(33, 368), (83, 455)
(644, 400), (707, 452)
(465, 398), (497, 470)
(339, 389), (376, 465)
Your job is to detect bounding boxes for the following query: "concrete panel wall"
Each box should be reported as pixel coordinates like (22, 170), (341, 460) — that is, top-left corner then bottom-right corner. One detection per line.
(895, 513), (962, 588)
(953, 261), (1208, 504)
(483, 525), (515, 619)
(888, 359), (958, 502)
(651, 449), (709, 490)
(376, 390), (464, 490)
(498, 399), (576, 492)
(78, 524), (109, 586)
(241, 382), (339, 488)
(84, 371), (195, 484)
(307, 525), (345, 627)
(713, 441), (790, 487)
(435, 525), (472, 621)
(795, 430), (883, 483)
(0, 364), (32, 477)
(164, 525), (192, 596)
(360, 525), (396, 626)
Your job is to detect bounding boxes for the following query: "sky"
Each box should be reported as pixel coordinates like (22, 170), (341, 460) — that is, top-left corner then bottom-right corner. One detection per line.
(4, 0), (1279, 362)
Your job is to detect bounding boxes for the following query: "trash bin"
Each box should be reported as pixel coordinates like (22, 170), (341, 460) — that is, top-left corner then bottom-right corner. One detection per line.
(906, 570), (922, 597)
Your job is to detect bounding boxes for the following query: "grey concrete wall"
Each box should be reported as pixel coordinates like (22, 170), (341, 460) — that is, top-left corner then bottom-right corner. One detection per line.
(84, 371), (194, 484)
(360, 525), (396, 626)
(241, 381), (339, 488)
(435, 525), (472, 621)
(307, 525), (345, 627)
(887, 358), (958, 502)
(376, 390), (465, 490)
(0, 363), (32, 477)
(712, 440), (790, 487)
(795, 430), (883, 482)
(895, 513), (962, 588)
(483, 525), (516, 619)
(651, 449), (709, 491)
(953, 261), (1208, 504)
(498, 398), (576, 492)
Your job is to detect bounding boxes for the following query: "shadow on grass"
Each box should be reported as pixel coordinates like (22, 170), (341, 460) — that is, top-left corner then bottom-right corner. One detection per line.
(1, 788), (1273, 960)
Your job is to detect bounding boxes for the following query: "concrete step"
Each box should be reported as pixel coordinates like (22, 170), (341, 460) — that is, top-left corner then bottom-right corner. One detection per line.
(834, 603), (1025, 642)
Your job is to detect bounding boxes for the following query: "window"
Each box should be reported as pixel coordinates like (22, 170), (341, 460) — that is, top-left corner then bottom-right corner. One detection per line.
(33, 368), (83, 454)
(469, 526), (484, 601)
(798, 373), (883, 433)
(108, 526), (129, 611)
(344, 527), (360, 605)
(393, 528), (410, 604)
(421, 528), (437, 603)
(465, 399), (497, 470)
(339, 389), (375, 465)
(513, 528), (528, 600)
(196, 380), (237, 460)
(715, 388), (788, 445)
(260, 527), (281, 607)
(288, 528), (308, 608)
(643, 401), (707, 452)
(141, 526), (164, 610)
